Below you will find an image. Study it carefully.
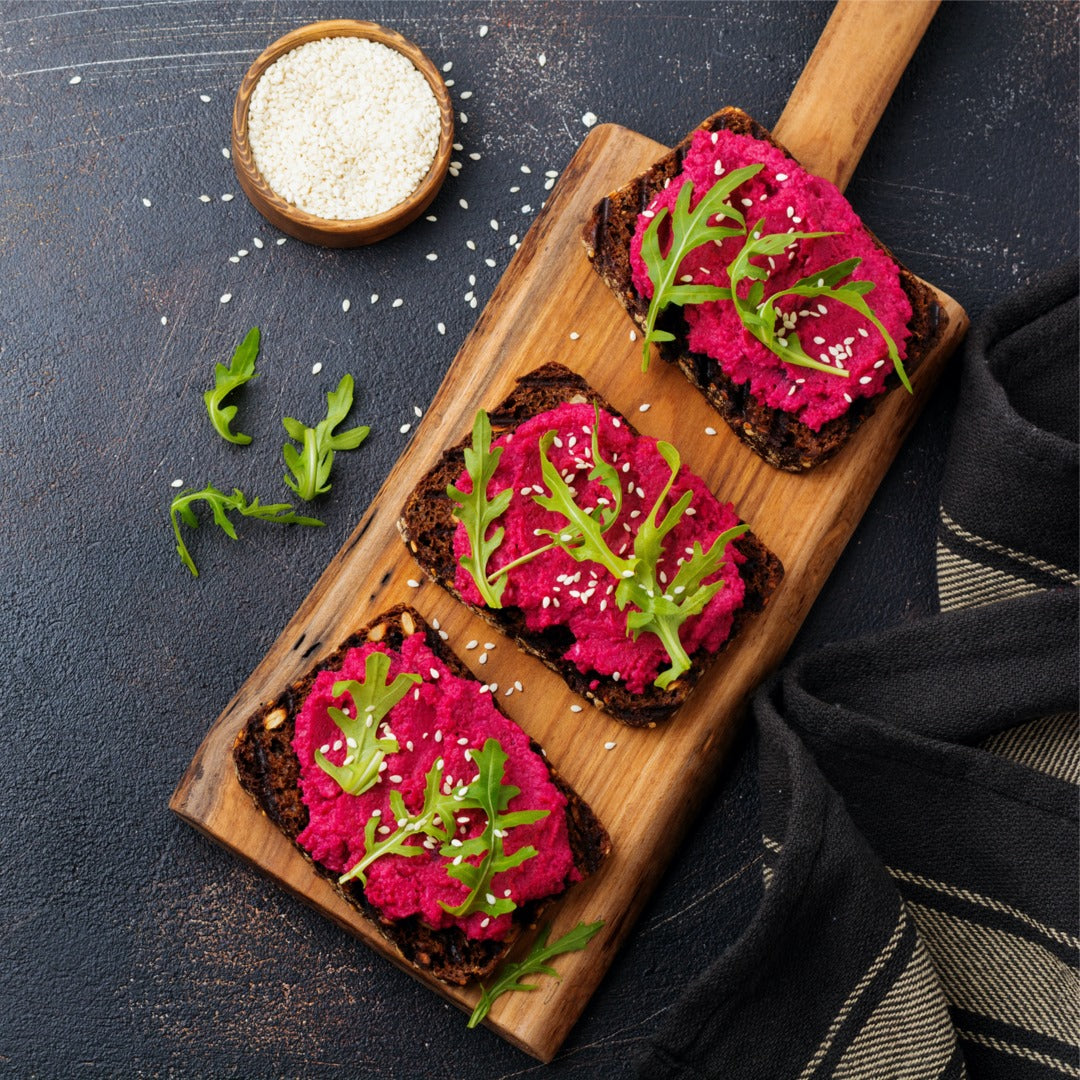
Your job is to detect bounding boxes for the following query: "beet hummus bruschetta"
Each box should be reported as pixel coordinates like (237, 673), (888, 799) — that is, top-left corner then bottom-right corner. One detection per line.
(233, 605), (609, 985)
(399, 364), (783, 727)
(583, 107), (947, 471)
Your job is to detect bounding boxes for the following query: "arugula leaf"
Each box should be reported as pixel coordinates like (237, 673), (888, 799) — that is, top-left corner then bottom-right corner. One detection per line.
(315, 653), (421, 796)
(204, 327), (260, 445)
(169, 485), (323, 577)
(638, 164), (764, 371)
(447, 411), (513, 608)
(339, 758), (474, 886)
(440, 738), (549, 919)
(534, 434), (745, 690)
(467, 920), (606, 1028)
(726, 220), (909, 390)
(282, 374), (370, 501)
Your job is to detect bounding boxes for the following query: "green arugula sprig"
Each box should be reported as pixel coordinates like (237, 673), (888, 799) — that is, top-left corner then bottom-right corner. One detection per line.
(638, 165), (764, 371)
(533, 434), (745, 689)
(282, 374), (370, 501)
(315, 653), (421, 796)
(724, 222), (909, 390)
(440, 739), (550, 919)
(204, 327), (259, 444)
(169, 485), (323, 577)
(339, 757), (473, 887)
(447, 411), (514, 609)
(467, 920), (606, 1029)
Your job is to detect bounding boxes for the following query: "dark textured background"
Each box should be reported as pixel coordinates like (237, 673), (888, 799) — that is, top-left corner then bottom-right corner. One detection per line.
(0, 2), (1075, 1076)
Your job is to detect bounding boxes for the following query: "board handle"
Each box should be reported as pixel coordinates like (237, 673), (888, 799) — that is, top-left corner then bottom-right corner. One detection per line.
(773, 0), (940, 192)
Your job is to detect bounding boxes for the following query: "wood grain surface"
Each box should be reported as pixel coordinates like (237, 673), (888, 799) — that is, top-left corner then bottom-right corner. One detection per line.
(171, 48), (968, 1054)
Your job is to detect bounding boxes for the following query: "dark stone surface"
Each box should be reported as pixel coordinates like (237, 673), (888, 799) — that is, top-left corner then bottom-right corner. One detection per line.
(0, 2), (1074, 1075)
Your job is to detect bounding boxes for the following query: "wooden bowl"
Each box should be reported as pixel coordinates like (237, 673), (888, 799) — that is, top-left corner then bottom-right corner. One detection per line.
(231, 20), (454, 247)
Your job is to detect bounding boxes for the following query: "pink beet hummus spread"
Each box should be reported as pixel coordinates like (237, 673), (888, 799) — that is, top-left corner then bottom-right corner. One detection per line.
(452, 402), (747, 694)
(629, 129), (912, 431)
(293, 633), (577, 942)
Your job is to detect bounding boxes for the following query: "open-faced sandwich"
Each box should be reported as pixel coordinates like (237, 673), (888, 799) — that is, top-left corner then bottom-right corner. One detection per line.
(233, 604), (610, 985)
(399, 363), (783, 727)
(583, 106), (948, 471)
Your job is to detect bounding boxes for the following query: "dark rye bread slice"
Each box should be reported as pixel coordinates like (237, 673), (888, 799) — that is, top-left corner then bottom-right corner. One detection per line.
(232, 603), (610, 986)
(581, 106), (949, 471)
(398, 362), (784, 727)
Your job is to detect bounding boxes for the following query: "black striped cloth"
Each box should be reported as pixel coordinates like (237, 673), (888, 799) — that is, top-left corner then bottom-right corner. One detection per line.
(636, 264), (1079, 1079)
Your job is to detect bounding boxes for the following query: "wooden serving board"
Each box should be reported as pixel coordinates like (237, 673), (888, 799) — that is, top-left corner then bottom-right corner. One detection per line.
(171, 1), (967, 1062)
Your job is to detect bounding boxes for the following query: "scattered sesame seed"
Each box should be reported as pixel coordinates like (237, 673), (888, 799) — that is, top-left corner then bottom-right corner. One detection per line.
(445, 79), (455, 88)
(199, 195), (211, 202)
(582, 111), (598, 127)
(221, 147), (230, 159)
(392, 298), (403, 307)
(141, 197), (152, 208)
(459, 197), (469, 209)
(508, 233), (518, 245)
(459, 111), (468, 124)
(399, 422), (411, 434)
(570, 704), (583, 713)
(490, 219), (499, 230)
(604, 741), (616, 751)
(859, 375), (873, 385)
(484, 257), (496, 268)
(311, 362), (322, 375)
(161, 316), (168, 325)
(485, 642), (495, 650)
(466, 239), (476, 250)
(370, 293), (379, 303)
(705, 426), (717, 435)
(437, 322), (446, 335)
(413, 405), (423, 417)
(478, 653), (488, 665)
(342, 298), (351, 312)
(221, 193), (234, 202)
(219, 293), (232, 304)
(253, 237), (264, 249)
(629, 329), (637, 342)
(276, 237), (286, 245)
(238, 249), (249, 257)
(538, 53), (547, 66)
(407, 578), (420, 588)
(69, 75), (82, 85)
(425, 252), (438, 261)
(171, 478), (184, 488)
(639, 402), (651, 412)
(569, 331), (580, 340)
(466, 640), (478, 650)
(442, 61), (453, 72)
(479, 23), (489, 36)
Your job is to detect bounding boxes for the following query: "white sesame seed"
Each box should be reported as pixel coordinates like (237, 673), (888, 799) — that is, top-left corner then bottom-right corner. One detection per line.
(199, 195), (211, 202)
(484, 257), (496, 267)
(400, 422), (411, 434)
(311, 362), (322, 376)
(629, 330), (637, 342)
(485, 642), (495, 651)
(459, 198), (469, 210)
(253, 238), (264, 249)
(466, 239), (476, 251)
(413, 405), (423, 417)
(581, 111), (598, 127)
(490, 219), (499, 231)
(219, 293), (232, 304)
(570, 704), (583, 713)
(221, 193), (234, 202)
(407, 578), (420, 588)
(466, 640), (478, 650)
(639, 402), (651, 412)
(392, 298), (403, 307)
(277, 237), (287, 245)
(370, 293), (379, 304)
(859, 375), (873, 385)
(237, 249), (249, 258)
(604, 741), (616, 750)
(161, 316), (168, 326)
(170, 478), (184, 488)
(478, 653), (488, 665)
(459, 111), (468, 124)
(69, 75), (82, 84)
(479, 23), (488, 36)
(341, 298), (351, 312)
(141, 197), (152, 208)
(705, 426), (717, 436)
(437, 322), (446, 335)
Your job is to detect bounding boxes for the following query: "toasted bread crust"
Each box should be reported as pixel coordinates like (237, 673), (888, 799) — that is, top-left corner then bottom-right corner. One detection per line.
(398, 363), (784, 727)
(232, 604), (611, 985)
(582, 107), (948, 471)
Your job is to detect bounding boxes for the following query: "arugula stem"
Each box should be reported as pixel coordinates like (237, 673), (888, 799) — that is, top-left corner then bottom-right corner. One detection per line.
(651, 617), (693, 689)
(486, 540), (557, 584)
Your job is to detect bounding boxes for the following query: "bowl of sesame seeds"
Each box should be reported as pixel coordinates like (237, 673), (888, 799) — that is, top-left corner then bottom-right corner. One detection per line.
(231, 20), (454, 247)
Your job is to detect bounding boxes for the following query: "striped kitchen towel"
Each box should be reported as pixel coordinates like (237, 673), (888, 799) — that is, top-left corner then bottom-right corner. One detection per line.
(636, 266), (1078, 1080)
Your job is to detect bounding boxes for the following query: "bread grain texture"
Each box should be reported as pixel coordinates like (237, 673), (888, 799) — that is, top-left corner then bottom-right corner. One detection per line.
(582, 106), (948, 471)
(398, 363), (784, 727)
(232, 603), (610, 986)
